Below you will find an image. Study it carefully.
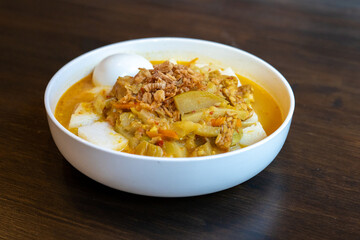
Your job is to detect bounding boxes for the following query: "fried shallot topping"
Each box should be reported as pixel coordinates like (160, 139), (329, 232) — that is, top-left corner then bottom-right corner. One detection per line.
(107, 61), (207, 120)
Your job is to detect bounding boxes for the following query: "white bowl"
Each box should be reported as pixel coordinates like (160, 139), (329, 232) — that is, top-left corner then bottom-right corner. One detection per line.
(44, 37), (295, 197)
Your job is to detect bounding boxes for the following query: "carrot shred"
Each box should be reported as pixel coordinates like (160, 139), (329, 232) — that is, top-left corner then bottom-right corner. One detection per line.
(211, 117), (226, 127)
(112, 102), (136, 109)
(159, 129), (179, 139)
(146, 129), (179, 140)
(236, 119), (242, 127)
(146, 131), (160, 138)
(184, 57), (199, 66)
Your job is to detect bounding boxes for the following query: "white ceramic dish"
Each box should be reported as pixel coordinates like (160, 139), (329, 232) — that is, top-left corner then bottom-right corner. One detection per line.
(44, 37), (295, 197)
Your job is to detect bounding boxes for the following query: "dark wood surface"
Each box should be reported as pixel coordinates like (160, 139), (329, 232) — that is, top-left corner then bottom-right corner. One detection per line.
(1, 0), (359, 239)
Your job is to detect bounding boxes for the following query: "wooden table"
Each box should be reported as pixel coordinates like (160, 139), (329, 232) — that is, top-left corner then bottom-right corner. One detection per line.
(1, 0), (359, 239)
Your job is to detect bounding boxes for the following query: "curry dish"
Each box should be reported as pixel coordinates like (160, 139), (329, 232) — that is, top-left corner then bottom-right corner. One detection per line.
(56, 60), (282, 157)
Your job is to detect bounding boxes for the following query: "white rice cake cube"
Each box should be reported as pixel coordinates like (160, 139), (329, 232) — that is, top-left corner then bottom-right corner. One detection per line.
(239, 122), (267, 146)
(78, 122), (128, 151)
(242, 111), (259, 127)
(219, 67), (238, 78)
(69, 102), (100, 129)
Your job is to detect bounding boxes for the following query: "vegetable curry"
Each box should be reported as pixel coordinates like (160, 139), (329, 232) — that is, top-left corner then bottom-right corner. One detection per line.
(55, 60), (282, 157)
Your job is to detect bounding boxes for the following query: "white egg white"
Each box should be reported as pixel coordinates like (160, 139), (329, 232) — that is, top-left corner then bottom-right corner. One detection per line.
(92, 53), (153, 87)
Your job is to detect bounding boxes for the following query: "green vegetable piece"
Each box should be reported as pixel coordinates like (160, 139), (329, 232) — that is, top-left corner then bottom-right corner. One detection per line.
(182, 111), (204, 122)
(231, 130), (243, 146)
(164, 141), (188, 157)
(134, 141), (164, 157)
(174, 91), (228, 114)
(183, 107), (249, 123)
(131, 108), (156, 124)
(194, 125), (220, 137)
(171, 120), (200, 138)
(119, 112), (135, 129)
(191, 142), (213, 157)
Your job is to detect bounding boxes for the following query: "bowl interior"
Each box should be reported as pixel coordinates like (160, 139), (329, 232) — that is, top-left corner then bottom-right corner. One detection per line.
(46, 37), (294, 142)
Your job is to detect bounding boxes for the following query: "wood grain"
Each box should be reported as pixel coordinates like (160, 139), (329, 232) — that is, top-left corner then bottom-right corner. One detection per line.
(1, 0), (359, 239)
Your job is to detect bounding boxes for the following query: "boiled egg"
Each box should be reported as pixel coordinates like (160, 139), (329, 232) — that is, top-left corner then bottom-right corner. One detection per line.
(92, 53), (153, 87)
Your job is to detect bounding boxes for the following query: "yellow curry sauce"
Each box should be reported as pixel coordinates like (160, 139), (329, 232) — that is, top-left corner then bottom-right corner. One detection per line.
(238, 75), (283, 135)
(55, 74), (94, 135)
(56, 71), (283, 138)
(56, 59), (284, 157)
